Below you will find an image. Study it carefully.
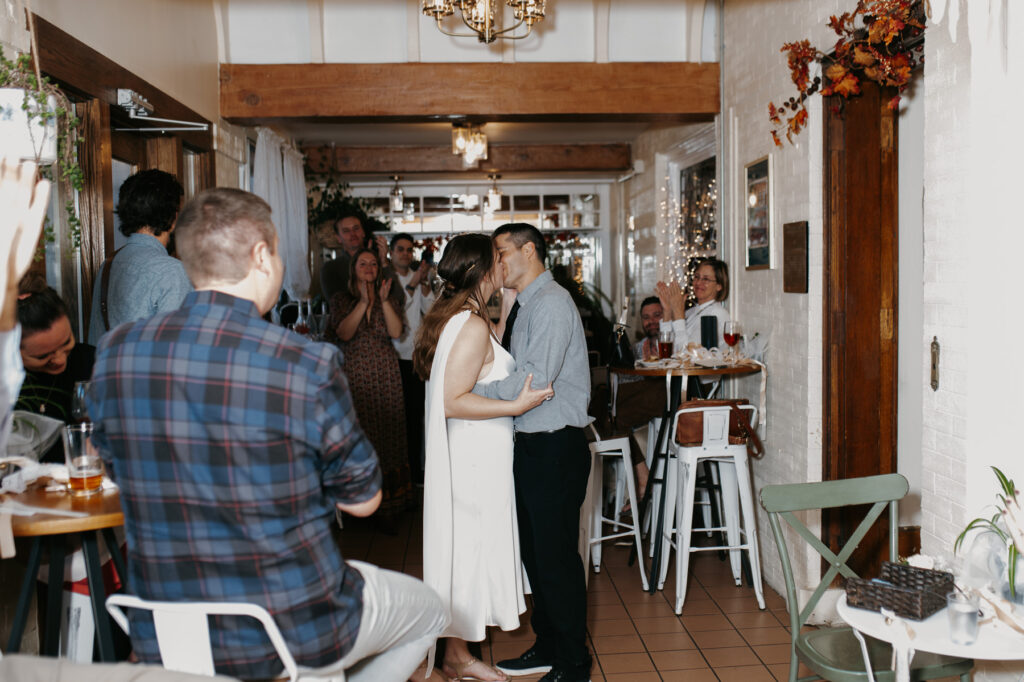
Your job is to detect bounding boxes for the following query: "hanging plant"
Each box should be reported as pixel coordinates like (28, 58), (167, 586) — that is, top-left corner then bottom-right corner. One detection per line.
(768, 0), (925, 147)
(0, 50), (83, 248)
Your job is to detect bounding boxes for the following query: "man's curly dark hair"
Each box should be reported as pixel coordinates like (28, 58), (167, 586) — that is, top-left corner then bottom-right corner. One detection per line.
(115, 169), (184, 237)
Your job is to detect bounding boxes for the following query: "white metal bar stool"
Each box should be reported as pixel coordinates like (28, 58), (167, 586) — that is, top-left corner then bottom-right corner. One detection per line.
(661, 405), (765, 614)
(644, 416), (721, 559)
(587, 424), (649, 590)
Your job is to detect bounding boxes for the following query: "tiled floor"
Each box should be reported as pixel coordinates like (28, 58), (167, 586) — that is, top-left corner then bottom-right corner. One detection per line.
(341, 509), (804, 682)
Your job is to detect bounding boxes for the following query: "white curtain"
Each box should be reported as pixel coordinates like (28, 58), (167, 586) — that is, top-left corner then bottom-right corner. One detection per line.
(253, 127), (310, 300)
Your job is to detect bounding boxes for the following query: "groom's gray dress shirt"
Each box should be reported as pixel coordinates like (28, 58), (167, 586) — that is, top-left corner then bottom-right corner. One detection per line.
(474, 270), (591, 433)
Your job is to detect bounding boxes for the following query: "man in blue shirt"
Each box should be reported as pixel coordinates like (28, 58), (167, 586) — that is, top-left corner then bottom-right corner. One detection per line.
(88, 187), (446, 681)
(477, 223), (593, 682)
(87, 170), (192, 344)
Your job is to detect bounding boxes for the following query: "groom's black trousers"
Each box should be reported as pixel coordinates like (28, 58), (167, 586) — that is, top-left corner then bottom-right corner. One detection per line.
(513, 426), (592, 671)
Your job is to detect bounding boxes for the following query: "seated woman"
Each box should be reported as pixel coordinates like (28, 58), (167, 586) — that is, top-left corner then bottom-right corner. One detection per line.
(14, 275), (95, 462)
(657, 258), (731, 397)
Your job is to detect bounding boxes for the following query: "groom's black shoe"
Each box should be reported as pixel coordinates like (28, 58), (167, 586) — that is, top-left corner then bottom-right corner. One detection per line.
(495, 645), (554, 676)
(538, 663), (592, 682)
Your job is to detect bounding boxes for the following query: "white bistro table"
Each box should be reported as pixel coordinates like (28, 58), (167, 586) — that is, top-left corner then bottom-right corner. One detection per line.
(836, 593), (1024, 681)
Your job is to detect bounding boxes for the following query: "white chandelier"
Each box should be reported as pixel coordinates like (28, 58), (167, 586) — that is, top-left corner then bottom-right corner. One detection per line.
(422, 0), (546, 44)
(452, 124), (488, 167)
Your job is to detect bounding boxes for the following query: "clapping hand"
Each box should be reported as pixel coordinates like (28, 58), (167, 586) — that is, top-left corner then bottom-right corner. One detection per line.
(655, 280), (686, 319)
(379, 277), (393, 302)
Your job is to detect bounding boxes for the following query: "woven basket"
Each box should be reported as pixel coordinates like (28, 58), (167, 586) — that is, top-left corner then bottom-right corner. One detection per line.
(845, 561), (953, 621)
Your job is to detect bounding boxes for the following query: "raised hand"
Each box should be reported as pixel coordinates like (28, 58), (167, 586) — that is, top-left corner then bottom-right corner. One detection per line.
(379, 277), (393, 301)
(1, 157), (50, 296)
(374, 235), (389, 263)
(656, 280), (686, 319)
(514, 373), (554, 414)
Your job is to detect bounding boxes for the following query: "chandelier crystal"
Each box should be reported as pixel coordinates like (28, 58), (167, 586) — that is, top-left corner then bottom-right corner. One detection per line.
(423, 0), (546, 44)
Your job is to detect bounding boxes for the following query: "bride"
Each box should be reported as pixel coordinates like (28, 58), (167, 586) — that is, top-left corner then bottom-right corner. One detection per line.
(412, 234), (552, 682)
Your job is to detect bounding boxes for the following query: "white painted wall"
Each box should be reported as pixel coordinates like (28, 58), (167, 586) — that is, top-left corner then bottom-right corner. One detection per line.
(718, 1), (1023, 677)
(32, 0), (219, 122)
(897, 81), (924, 528)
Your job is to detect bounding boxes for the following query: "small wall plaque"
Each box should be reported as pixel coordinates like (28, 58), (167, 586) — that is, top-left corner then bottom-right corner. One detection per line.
(783, 221), (808, 293)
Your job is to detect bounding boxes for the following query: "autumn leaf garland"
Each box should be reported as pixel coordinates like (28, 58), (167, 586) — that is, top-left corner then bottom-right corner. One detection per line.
(768, 0), (925, 147)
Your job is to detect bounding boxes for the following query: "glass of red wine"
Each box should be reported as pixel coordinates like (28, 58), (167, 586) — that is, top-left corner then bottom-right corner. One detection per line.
(723, 321), (741, 353)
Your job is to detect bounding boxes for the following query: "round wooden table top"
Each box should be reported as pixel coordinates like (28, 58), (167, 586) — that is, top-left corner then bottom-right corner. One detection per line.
(610, 363), (762, 378)
(8, 482), (124, 537)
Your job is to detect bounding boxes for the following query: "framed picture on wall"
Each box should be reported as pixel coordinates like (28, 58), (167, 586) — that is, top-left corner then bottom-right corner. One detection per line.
(745, 155), (773, 270)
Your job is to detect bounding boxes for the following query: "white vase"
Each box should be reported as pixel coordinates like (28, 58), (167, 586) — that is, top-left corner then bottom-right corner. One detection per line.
(0, 88), (58, 164)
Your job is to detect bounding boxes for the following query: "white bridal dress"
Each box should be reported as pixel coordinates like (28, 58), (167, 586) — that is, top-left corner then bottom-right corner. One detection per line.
(422, 310), (526, 641)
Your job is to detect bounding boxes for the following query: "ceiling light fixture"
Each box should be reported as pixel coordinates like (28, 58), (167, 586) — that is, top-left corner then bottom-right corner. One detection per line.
(452, 124), (488, 168)
(422, 0), (546, 44)
(486, 174), (503, 214)
(389, 176), (405, 212)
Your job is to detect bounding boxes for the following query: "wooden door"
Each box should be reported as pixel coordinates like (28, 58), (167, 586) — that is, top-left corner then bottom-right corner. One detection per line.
(822, 82), (899, 577)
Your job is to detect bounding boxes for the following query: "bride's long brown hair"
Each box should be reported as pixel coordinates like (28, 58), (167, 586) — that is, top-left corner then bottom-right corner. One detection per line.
(413, 233), (496, 380)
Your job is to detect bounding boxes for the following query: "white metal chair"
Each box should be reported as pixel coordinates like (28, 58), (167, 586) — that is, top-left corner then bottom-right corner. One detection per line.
(659, 404), (765, 614)
(587, 424), (648, 590)
(643, 416), (721, 557)
(106, 594), (346, 681)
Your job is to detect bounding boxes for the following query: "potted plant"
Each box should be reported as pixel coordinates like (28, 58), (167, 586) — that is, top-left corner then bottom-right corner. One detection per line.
(0, 49), (83, 247)
(767, 0), (925, 146)
(955, 467), (1024, 602)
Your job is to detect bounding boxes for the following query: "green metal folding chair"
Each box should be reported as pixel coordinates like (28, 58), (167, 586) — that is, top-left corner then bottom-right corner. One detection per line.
(760, 474), (973, 682)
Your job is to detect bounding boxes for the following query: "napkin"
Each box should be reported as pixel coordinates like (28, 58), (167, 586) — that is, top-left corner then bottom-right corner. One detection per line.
(6, 410), (62, 458)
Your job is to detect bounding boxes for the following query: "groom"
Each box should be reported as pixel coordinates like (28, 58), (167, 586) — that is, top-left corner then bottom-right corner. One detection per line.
(475, 223), (592, 682)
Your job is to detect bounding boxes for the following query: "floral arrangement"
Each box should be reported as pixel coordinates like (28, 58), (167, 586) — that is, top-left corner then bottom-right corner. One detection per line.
(955, 467), (1023, 597)
(768, 0), (925, 147)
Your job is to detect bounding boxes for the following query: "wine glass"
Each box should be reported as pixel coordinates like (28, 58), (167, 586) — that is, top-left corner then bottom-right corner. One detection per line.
(723, 321), (741, 357)
(71, 381), (91, 424)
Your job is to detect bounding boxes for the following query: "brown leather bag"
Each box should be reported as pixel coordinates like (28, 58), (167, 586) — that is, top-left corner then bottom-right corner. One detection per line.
(674, 399), (764, 458)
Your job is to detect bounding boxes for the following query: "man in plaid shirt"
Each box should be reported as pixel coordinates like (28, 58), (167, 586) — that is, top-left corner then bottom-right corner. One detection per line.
(88, 188), (446, 681)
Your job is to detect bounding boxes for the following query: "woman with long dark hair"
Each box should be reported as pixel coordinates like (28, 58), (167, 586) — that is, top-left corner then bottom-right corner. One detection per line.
(15, 275), (95, 461)
(414, 233), (551, 682)
(330, 248), (411, 528)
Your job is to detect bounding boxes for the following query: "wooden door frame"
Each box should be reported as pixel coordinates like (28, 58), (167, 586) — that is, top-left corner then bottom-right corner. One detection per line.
(822, 82), (900, 573)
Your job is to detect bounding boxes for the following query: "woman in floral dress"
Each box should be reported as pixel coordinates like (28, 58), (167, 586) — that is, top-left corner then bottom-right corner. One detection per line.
(330, 249), (411, 527)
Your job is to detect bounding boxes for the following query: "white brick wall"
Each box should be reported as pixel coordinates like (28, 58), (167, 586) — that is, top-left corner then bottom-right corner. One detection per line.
(710, 1), (1024, 678)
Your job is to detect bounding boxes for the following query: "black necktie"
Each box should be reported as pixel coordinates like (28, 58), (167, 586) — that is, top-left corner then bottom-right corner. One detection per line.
(501, 300), (520, 351)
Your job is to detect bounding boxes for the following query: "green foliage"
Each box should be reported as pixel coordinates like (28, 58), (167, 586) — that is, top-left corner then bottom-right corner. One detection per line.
(955, 466), (1019, 596)
(307, 174), (392, 233)
(0, 50), (83, 249)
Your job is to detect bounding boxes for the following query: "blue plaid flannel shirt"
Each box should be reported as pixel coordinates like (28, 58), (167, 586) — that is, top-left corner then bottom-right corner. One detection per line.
(88, 290), (381, 679)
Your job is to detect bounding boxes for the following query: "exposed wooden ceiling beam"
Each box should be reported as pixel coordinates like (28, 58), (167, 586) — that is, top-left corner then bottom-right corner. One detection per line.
(303, 143), (632, 175)
(221, 62), (718, 123)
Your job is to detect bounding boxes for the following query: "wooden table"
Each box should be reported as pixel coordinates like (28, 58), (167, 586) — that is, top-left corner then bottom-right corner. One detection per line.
(5, 482), (126, 661)
(610, 362), (763, 594)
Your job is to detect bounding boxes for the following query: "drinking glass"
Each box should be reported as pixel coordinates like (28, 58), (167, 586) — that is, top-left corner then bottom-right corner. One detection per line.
(723, 321), (741, 348)
(71, 380), (91, 424)
(946, 590), (979, 645)
(63, 423), (104, 496)
(293, 300), (311, 336)
(658, 329), (674, 359)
